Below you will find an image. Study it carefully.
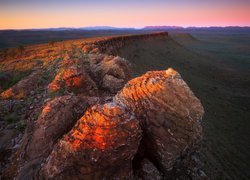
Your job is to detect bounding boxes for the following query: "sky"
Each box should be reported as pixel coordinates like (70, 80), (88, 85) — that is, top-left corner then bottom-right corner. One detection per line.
(0, 0), (250, 29)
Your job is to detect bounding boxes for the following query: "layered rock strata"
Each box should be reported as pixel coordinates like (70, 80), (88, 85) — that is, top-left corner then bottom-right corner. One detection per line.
(39, 103), (142, 179)
(114, 68), (204, 172)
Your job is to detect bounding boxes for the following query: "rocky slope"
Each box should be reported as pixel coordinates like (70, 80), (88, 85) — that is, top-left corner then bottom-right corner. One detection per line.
(0, 32), (204, 179)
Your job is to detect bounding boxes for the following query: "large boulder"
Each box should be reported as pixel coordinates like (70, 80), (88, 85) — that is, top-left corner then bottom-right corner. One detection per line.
(102, 74), (125, 93)
(114, 68), (204, 173)
(48, 65), (97, 94)
(89, 54), (130, 93)
(39, 102), (142, 179)
(16, 95), (96, 179)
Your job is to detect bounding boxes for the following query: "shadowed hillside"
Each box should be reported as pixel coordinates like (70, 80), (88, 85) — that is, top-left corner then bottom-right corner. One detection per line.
(114, 33), (250, 179)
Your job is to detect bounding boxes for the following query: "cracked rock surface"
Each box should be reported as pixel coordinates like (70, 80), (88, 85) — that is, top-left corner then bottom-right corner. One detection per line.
(114, 68), (204, 173)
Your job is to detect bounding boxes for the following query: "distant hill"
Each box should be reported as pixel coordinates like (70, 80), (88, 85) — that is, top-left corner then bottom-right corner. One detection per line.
(143, 26), (184, 30)
(80, 26), (136, 30)
(143, 26), (250, 32)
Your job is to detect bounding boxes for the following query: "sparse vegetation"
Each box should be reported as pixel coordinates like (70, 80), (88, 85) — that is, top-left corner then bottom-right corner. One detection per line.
(16, 122), (26, 132)
(1, 71), (32, 90)
(17, 45), (25, 54)
(4, 113), (19, 124)
(49, 40), (57, 46)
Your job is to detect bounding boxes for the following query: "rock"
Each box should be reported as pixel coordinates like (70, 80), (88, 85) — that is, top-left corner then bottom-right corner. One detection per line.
(1, 70), (42, 99)
(0, 129), (19, 175)
(30, 91), (35, 96)
(93, 32), (169, 55)
(50, 53), (130, 95)
(92, 56), (130, 80)
(39, 102), (142, 179)
(198, 170), (207, 177)
(16, 95), (92, 179)
(114, 68), (204, 173)
(135, 159), (162, 180)
(102, 74), (124, 93)
(48, 64), (97, 94)
(89, 54), (130, 93)
(0, 129), (19, 150)
(0, 32), (206, 180)
(82, 44), (97, 53)
(90, 47), (100, 54)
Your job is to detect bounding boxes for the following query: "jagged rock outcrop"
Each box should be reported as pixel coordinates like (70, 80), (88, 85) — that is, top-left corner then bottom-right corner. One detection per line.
(114, 68), (204, 173)
(16, 95), (100, 180)
(48, 53), (130, 95)
(88, 54), (130, 93)
(9, 68), (203, 179)
(39, 102), (142, 179)
(48, 57), (97, 94)
(86, 32), (169, 55)
(1, 69), (42, 99)
(48, 65), (97, 93)
(1, 32), (205, 180)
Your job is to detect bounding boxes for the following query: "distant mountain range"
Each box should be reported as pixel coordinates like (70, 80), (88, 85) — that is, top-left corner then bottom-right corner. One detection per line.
(143, 26), (184, 30)
(1, 26), (250, 31)
(80, 26), (136, 30)
(23, 26), (137, 31)
(143, 26), (250, 30)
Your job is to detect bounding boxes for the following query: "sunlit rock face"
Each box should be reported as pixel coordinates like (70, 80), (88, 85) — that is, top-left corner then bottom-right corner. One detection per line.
(40, 102), (142, 179)
(48, 64), (97, 94)
(1, 69), (42, 99)
(114, 68), (204, 173)
(48, 54), (130, 95)
(82, 44), (98, 54)
(25, 95), (91, 159)
(16, 95), (97, 180)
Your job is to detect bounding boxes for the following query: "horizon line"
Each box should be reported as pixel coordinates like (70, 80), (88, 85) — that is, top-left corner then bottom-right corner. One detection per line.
(1, 25), (250, 31)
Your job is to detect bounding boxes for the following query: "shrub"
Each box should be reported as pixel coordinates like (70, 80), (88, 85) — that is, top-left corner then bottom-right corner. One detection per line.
(49, 40), (57, 46)
(17, 45), (25, 54)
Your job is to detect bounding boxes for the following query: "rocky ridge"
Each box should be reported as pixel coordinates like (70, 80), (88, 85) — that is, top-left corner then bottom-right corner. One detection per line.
(0, 32), (205, 179)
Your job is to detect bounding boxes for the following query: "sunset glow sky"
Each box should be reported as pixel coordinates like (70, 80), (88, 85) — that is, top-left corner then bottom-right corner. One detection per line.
(1, 0), (250, 29)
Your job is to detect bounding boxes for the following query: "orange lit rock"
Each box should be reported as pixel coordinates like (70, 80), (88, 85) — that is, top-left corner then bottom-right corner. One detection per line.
(48, 65), (97, 94)
(16, 95), (98, 179)
(82, 44), (98, 53)
(90, 47), (100, 54)
(40, 102), (142, 179)
(1, 70), (42, 99)
(114, 68), (204, 173)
